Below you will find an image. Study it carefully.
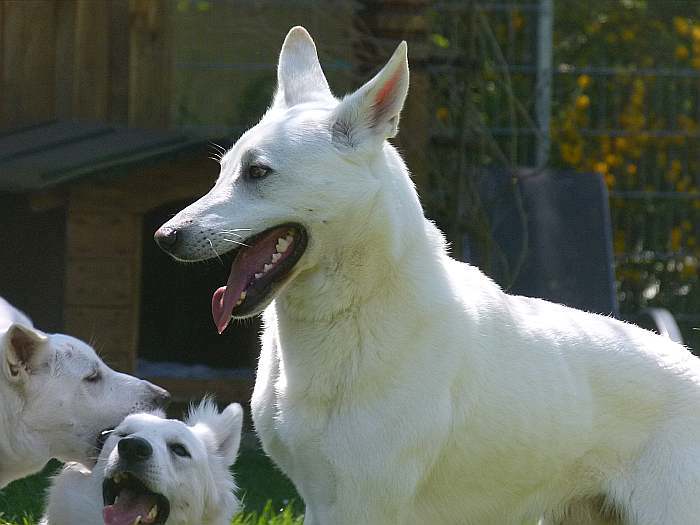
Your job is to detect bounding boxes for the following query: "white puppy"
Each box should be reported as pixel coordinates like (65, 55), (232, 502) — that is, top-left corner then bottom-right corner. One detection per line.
(155, 26), (700, 525)
(0, 297), (170, 487)
(42, 400), (243, 525)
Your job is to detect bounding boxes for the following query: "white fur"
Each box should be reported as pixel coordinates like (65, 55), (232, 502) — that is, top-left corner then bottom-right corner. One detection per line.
(158, 26), (700, 525)
(42, 400), (243, 525)
(0, 297), (169, 488)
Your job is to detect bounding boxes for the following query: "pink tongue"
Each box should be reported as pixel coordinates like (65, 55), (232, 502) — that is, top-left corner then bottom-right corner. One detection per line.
(103, 489), (158, 525)
(211, 226), (293, 334)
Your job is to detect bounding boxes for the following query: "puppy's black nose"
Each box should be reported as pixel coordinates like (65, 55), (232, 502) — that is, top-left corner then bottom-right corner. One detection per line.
(154, 226), (178, 252)
(118, 436), (153, 463)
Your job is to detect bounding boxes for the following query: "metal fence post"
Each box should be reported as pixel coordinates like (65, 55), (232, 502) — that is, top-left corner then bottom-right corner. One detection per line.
(535, 0), (553, 168)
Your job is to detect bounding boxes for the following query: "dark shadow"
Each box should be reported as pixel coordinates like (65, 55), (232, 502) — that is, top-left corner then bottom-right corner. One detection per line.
(139, 200), (260, 374)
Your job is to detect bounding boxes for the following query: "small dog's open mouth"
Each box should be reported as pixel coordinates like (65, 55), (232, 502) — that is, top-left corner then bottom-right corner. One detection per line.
(211, 222), (308, 332)
(103, 471), (170, 525)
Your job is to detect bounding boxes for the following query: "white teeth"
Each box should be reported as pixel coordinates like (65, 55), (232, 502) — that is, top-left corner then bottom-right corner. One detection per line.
(147, 505), (158, 520)
(235, 291), (247, 307)
(276, 237), (289, 252)
(271, 253), (282, 263)
(254, 272), (263, 279)
(263, 263), (273, 273)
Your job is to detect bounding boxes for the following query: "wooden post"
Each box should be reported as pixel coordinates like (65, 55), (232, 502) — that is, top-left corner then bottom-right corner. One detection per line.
(0, 1), (56, 130)
(128, 0), (172, 129)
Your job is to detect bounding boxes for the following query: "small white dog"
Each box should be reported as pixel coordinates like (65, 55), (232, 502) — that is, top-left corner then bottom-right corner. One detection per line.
(155, 27), (700, 525)
(42, 400), (243, 525)
(0, 297), (170, 487)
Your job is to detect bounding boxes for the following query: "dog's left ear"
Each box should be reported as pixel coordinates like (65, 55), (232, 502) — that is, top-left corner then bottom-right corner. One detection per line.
(273, 26), (334, 109)
(212, 403), (244, 465)
(331, 41), (409, 148)
(188, 399), (244, 465)
(3, 324), (49, 381)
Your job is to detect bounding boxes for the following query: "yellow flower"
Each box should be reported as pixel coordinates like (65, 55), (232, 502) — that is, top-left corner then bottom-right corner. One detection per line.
(674, 17), (690, 36)
(693, 25), (700, 41)
(436, 107), (449, 122)
(692, 57), (700, 70)
(671, 227), (682, 251)
(513, 13), (525, 31)
(577, 75), (591, 90)
(606, 153), (621, 167)
(575, 95), (590, 110)
(594, 162), (608, 175)
(605, 174), (616, 187)
(682, 220), (693, 231)
(676, 45), (690, 60)
(622, 29), (635, 42)
(626, 163), (637, 175)
(615, 137), (628, 151)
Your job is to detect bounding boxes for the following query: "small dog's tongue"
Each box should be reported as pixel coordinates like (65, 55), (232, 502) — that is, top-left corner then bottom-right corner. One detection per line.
(103, 489), (158, 525)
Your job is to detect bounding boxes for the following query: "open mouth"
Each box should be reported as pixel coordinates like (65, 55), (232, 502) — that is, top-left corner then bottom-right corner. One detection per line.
(211, 222), (307, 333)
(103, 471), (170, 525)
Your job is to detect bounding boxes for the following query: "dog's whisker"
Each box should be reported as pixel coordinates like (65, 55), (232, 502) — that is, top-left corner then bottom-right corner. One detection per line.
(207, 238), (225, 267)
(221, 238), (249, 247)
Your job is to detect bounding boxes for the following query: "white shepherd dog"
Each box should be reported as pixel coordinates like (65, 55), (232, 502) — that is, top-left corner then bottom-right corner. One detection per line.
(42, 400), (243, 525)
(155, 26), (700, 525)
(0, 297), (170, 488)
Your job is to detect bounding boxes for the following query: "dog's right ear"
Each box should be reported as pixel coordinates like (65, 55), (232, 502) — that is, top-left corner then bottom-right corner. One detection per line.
(272, 26), (334, 109)
(3, 324), (49, 381)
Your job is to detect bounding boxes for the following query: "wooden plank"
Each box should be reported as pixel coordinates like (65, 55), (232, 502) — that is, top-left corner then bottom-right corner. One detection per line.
(143, 377), (254, 405)
(64, 306), (136, 373)
(128, 0), (172, 128)
(65, 257), (135, 307)
(108, 0), (130, 123)
(73, 0), (110, 120)
(66, 211), (139, 258)
(0, 1), (56, 129)
(54, 0), (76, 120)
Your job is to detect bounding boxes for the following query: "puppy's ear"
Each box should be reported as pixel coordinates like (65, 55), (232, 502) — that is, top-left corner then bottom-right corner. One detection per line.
(272, 26), (334, 109)
(3, 324), (49, 381)
(331, 41), (409, 149)
(187, 399), (244, 465)
(212, 403), (244, 465)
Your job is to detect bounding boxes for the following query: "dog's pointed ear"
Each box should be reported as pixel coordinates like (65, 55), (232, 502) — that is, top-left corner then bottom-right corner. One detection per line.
(273, 26), (334, 109)
(3, 324), (49, 381)
(331, 41), (409, 148)
(187, 399), (244, 465)
(212, 403), (243, 465)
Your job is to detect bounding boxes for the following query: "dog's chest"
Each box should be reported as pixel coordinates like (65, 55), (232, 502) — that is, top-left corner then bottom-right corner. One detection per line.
(252, 326), (339, 505)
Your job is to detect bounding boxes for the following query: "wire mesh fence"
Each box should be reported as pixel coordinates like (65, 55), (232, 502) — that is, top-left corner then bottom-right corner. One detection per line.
(425, 0), (699, 350)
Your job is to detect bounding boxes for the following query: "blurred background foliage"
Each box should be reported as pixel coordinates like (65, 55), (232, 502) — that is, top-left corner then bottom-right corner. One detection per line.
(424, 0), (699, 350)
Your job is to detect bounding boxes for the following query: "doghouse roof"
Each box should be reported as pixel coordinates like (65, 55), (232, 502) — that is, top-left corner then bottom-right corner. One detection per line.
(0, 120), (205, 192)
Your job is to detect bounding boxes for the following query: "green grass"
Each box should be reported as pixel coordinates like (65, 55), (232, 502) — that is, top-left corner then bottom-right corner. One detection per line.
(0, 448), (304, 525)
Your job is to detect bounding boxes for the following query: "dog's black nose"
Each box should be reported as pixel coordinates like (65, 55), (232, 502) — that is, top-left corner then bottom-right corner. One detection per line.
(118, 436), (153, 463)
(154, 226), (178, 252)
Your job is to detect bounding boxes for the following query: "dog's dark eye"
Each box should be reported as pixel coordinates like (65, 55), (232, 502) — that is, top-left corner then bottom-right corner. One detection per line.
(246, 164), (272, 180)
(169, 443), (190, 458)
(84, 370), (102, 383)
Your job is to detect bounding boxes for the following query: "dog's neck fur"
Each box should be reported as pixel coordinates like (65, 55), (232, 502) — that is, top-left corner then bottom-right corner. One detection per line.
(273, 144), (452, 402)
(0, 354), (49, 487)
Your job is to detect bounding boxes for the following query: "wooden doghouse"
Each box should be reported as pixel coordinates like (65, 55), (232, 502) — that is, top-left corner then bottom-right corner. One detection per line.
(0, 120), (258, 404)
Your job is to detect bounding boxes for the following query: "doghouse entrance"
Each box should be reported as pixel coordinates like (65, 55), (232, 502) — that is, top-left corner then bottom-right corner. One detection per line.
(138, 200), (261, 379)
